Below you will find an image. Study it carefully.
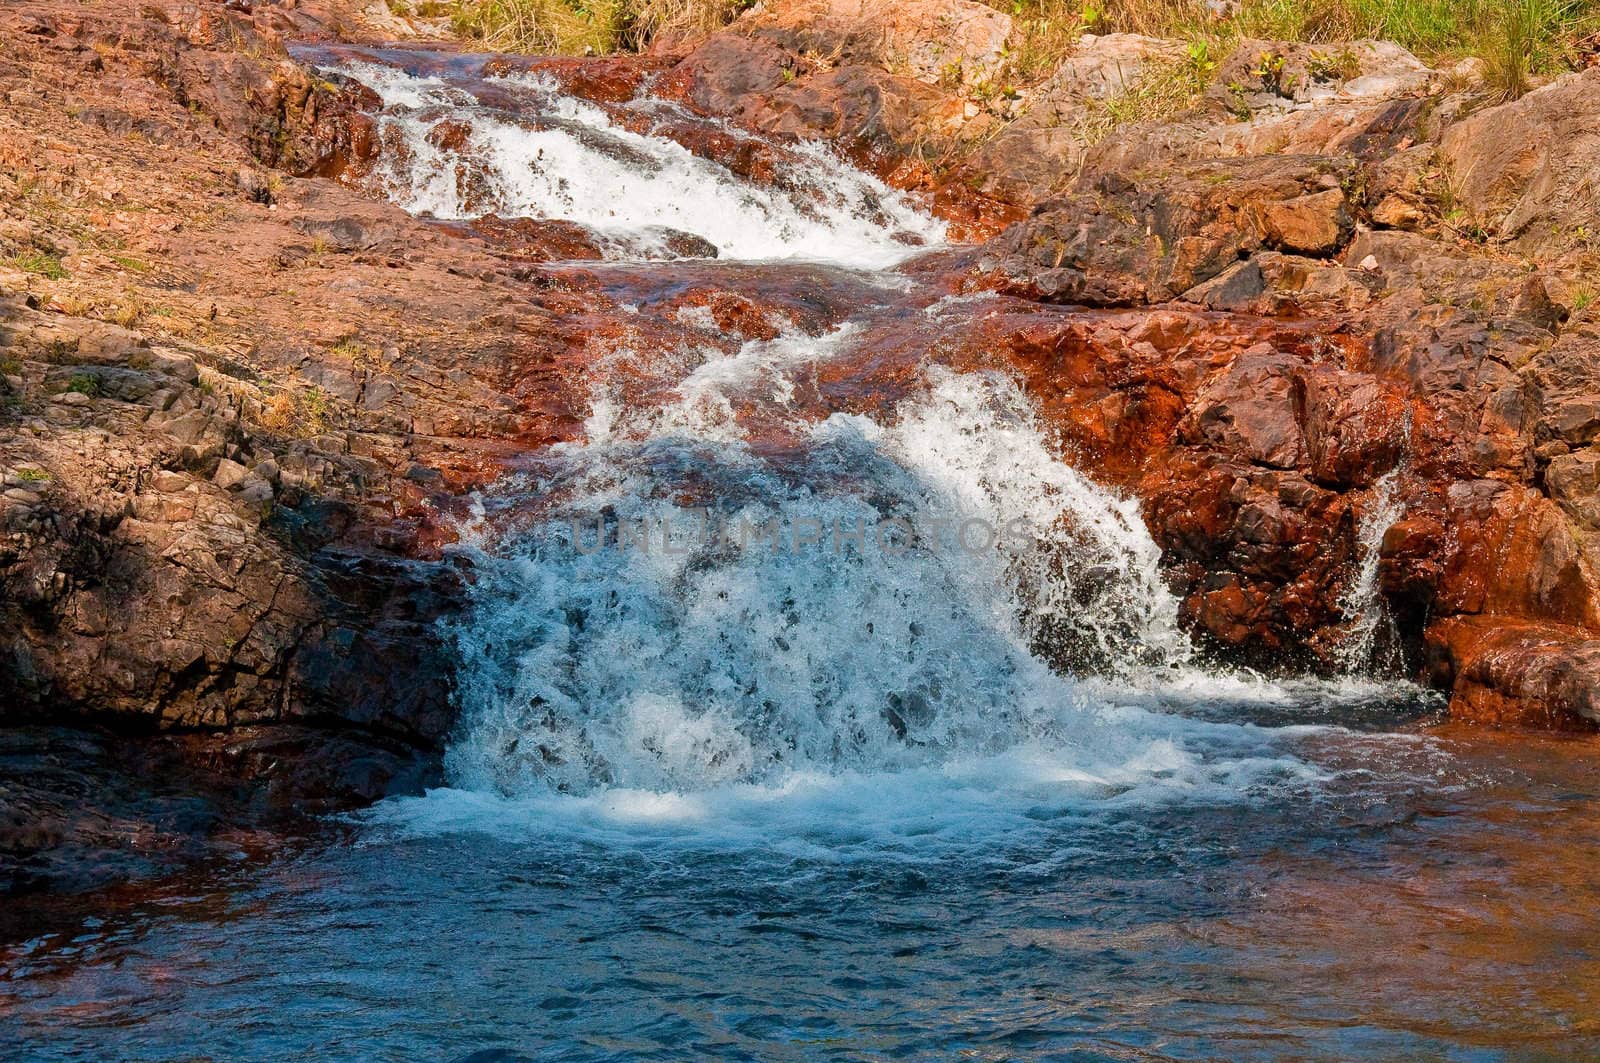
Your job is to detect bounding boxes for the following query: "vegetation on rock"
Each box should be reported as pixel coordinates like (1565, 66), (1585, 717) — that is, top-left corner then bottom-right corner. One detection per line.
(999, 0), (1597, 94)
(441, 0), (755, 53)
(432, 0), (1599, 107)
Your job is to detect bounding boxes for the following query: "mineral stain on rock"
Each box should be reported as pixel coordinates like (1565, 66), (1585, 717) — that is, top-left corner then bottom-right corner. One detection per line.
(1, 0), (1599, 908)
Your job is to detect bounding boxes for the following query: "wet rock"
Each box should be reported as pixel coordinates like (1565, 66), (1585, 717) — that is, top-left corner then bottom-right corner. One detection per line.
(1426, 617), (1600, 730)
(1181, 348), (1307, 470)
(645, 227), (720, 260)
(1298, 366), (1409, 490)
(0, 724), (437, 896)
(445, 214), (607, 262)
(1435, 481), (1600, 630)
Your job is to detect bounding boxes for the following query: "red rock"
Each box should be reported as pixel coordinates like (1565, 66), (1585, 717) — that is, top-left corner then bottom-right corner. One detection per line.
(1426, 616), (1600, 730)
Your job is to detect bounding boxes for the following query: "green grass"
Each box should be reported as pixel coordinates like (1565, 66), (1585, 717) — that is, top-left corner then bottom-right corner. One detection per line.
(439, 0), (1597, 99)
(1078, 43), (1218, 140)
(993, 0), (1599, 96)
(1479, 0), (1591, 100)
(8, 250), (67, 279)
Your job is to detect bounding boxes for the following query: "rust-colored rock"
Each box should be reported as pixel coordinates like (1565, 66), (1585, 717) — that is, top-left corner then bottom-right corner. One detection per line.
(1427, 617), (1600, 730)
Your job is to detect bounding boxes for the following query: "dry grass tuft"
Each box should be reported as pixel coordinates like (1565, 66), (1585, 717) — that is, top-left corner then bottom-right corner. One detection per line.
(450, 0), (750, 54)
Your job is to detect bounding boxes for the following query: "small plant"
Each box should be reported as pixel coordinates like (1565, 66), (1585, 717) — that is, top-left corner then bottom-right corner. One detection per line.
(261, 384), (335, 437)
(329, 335), (376, 363)
(1253, 50), (1296, 97)
(452, 0), (751, 55)
(109, 295), (144, 328)
(1573, 287), (1597, 312)
(1307, 47), (1360, 83)
(998, 0), (1087, 82)
(1185, 38), (1217, 81)
(0, 354), (20, 377)
(9, 250), (67, 279)
(17, 467), (51, 483)
(111, 254), (149, 273)
(1083, 48), (1215, 142)
(1225, 80), (1252, 120)
(1445, 208), (1492, 244)
(66, 373), (100, 397)
(52, 294), (91, 317)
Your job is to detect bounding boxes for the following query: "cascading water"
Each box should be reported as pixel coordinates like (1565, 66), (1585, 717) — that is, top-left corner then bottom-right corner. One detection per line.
(1335, 467), (1408, 674)
(444, 366), (1199, 796)
(330, 59), (945, 266)
(305, 47), (1413, 805)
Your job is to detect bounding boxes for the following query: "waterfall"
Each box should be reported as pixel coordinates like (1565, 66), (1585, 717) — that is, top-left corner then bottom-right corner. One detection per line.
(1335, 469), (1406, 673)
(317, 51), (1344, 802)
(327, 59), (946, 266)
(444, 355), (1199, 795)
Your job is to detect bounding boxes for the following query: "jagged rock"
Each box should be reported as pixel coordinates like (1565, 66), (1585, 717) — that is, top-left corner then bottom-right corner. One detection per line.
(1528, 318), (1600, 447)
(980, 155), (1354, 306)
(1426, 616), (1600, 729)
(1181, 347), (1308, 470)
(1440, 68), (1600, 248)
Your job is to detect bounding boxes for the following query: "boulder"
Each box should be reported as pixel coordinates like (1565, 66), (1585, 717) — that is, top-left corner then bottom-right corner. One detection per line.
(980, 155), (1354, 305)
(1439, 69), (1600, 249)
(1426, 616), (1600, 729)
(738, 0), (1012, 88)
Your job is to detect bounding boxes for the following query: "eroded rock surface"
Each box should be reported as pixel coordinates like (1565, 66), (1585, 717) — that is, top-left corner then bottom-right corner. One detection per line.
(4, 0), (1600, 896)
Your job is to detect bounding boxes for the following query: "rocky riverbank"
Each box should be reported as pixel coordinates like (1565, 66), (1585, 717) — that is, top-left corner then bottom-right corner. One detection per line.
(3, 0), (1599, 894)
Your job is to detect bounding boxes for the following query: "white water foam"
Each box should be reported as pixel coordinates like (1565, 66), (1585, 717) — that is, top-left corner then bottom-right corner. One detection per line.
(1336, 468), (1407, 673)
(331, 61), (945, 266)
(437, 355), (1354, 801)
(371, 712), (1345, 863)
